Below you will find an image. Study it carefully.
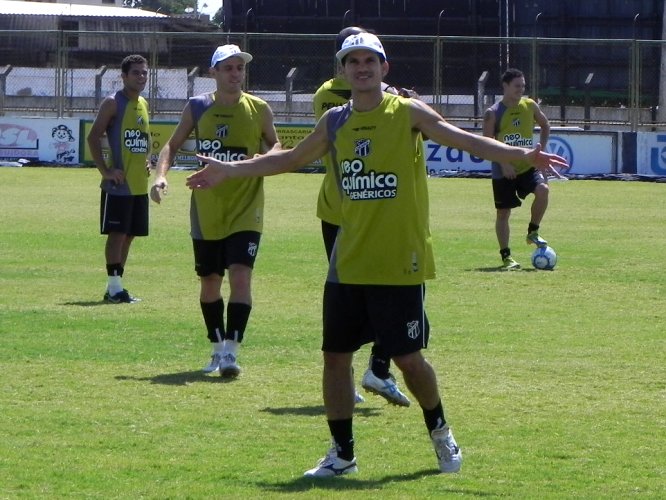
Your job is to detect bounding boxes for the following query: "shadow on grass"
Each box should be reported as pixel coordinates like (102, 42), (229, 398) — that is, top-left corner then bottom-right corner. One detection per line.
(115, 371), (237, 385)
(473, 267), (537, 273)
(62, 300), (120, 307)
(260, 406), (383, 417)
(256, 469), (492, 495)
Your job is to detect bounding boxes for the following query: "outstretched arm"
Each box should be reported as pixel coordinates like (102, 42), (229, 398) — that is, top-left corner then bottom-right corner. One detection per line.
(186, 114), (330, 189)
(411, 100), (568, 171)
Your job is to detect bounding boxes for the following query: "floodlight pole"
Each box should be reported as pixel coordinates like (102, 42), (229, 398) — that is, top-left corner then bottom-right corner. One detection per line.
(342, 9), (351, 28)
(532, 12), (542, 101)
(630, 13), (640, 131)
(244, 8), (253, 35)
(434, 10), (445, 113)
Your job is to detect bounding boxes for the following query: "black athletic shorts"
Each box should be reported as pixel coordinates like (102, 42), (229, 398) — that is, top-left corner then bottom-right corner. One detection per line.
(492, 168), (546, 210)
(100, 191), (149, 236)
(322, 282), (430, 357)
(320, 220), (339, 262)
(192, 231), (261, 277)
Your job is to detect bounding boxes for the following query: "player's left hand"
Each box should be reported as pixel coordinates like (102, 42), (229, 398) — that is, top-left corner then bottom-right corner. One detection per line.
(185, 154), (231, 189)
(398, 87), (420, 99)
(529, 143), (569, 172)
(150, 175), (168, 203)
(549, 166), (568, 180)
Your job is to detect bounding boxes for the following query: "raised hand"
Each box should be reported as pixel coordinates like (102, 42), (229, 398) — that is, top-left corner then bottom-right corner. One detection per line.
(185, 154), (231, 189)
(529, 143), (569, 172)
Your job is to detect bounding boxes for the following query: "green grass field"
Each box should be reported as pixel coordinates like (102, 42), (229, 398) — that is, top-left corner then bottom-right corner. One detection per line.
(1, 168), (664, 498)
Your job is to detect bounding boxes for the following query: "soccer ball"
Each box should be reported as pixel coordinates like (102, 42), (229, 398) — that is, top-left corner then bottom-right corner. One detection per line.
(531, 246), (557, 270)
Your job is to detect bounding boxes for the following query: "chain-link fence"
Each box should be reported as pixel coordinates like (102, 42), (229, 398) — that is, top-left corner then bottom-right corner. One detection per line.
(0, 29), (664, 131)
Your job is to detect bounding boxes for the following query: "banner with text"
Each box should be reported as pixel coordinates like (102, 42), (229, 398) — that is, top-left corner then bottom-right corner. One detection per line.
(425, 130), (617, 176)
(2, 118), (627, 177)
(0, 118), (80, 164)
(636, 132), (666, 176)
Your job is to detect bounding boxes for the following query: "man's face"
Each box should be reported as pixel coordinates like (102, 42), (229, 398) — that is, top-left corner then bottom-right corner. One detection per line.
(211, 56), (246, 92)
(122, 63), (148, 93)
(504, 76), (526, 100)
(341, 50), (387, 91)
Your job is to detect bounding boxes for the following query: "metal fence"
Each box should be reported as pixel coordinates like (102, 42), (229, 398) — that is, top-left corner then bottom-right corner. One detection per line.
(0, 29), (664, 131)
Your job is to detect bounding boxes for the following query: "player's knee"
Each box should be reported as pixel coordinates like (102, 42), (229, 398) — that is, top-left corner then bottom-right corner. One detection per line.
(392, 351), (425, 376)
(228, 266), (252, 294)
(535, 182), (549, 197)
(229, 278), (251, 298)
(199, 274), (222, 300)
(496, 208), (511, 221)
(323, 351), (352, 370)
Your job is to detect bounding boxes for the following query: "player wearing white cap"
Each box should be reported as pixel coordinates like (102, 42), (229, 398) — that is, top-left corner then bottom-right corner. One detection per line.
(313, 26), (412, 408)
(185, 33), (567, 476)
(152, 45), (280, 377)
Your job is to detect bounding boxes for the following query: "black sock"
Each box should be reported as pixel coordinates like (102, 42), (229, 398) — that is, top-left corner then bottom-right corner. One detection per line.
(500, 248), (511, 260)
(226, 302), (252, 343)
(370, 345), (391, 379)
(106, 263), (123, 277)
(200, 299), (224, 343)
(528, 222), (539, 234)
(328, 419), (354, 461)
(422, 400), (446, 433)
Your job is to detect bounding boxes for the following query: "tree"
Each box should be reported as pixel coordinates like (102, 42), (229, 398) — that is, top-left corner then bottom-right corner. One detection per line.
(211, 7), (224, 27)
(123, 0), (195, 15)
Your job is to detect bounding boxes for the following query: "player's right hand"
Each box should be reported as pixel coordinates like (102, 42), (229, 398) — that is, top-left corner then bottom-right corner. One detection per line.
(150, 180), (168, 204)
(186, 154), (230, 189)
(103, 168), (125, 185)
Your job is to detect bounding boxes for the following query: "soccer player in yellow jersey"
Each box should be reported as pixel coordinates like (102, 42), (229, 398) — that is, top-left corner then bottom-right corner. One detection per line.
(88, 54), (151, 304)
(314, 26), (411, 408)
(186, 34), (567, 477)
(151, 45), (280, 377)
(483, 68), (552, 270)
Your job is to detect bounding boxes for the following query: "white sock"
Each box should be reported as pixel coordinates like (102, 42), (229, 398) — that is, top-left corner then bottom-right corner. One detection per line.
(212, 342), (224, 353)
(223, 339), (240, 356)
(107, 275), (123, 295)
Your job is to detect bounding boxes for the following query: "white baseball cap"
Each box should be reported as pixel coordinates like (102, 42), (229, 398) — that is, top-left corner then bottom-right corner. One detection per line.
(211, 44), (253, 67)
(335, 33), (387, 62)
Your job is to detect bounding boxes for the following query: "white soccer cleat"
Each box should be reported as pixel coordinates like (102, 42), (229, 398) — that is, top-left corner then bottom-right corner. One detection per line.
(219, 352), (241, 378)
(303, 444), (358, 478)
(501, 256), (521, 271)
(202, 352), (223, 374)
(526, 231), (548, 247)
(431, 426), (462, 473)
(361, 369), (411, 407)
(354, 390), (365, 403)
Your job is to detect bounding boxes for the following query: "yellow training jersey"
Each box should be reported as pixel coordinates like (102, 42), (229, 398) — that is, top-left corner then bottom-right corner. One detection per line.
(326, 93), (435, 285)
(189, 92), (267, 240)
(102, 90), (150, 195)
(489, 96), (536, 177)
(313, 77), (352, 225)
